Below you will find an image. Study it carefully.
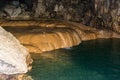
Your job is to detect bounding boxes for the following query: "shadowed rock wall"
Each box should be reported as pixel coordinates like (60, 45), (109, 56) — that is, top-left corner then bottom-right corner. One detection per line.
(0, 0), (119, 32)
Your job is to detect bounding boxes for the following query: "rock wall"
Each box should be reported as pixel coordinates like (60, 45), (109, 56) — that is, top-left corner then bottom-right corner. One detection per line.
(93, 0), (120, 32)
(33, 0), (120, 32)
(0, 0), (119, 32)
(2, 20), (120, 53)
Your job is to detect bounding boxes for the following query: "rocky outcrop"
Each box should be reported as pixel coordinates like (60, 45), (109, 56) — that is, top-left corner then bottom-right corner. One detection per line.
(0, 26), (32, 79)
(4, 4), (21, 18)
(3, 26), (81, 53)
(1, 20), (120, 53)
(34, 0), (46, 17)
(0, 0), (119, 33)
(0, 0), (31, 20)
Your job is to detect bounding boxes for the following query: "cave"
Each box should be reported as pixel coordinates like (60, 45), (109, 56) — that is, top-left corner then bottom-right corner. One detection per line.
(0, 0), (120, 80)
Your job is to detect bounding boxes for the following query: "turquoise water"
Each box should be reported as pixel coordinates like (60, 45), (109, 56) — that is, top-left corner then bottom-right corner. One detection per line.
(28, 39), (120, 80)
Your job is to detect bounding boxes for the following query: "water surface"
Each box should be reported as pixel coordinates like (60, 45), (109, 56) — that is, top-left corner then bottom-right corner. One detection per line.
(28, 39), (120, 80)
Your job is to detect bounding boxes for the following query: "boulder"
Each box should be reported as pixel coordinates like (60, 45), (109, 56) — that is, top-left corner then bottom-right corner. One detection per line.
(4, 5), (21, 18)
(0, 26), (32, 75)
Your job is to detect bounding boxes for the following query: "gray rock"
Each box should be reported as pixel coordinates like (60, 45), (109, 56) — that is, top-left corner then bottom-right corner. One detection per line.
(4, 5), (21, 18)
(0, 11), (7, 18)
(34, 0), (46, 17)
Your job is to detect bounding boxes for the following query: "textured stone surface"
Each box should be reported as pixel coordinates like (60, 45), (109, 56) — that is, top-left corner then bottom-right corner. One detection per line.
(0, 26), (31, 75)
(4, 5), (21, 18)
(33, 0), (120, 32)
(0, 0), (119, 32)
(2, 20), (120, 53)
(4, 26), (81, 53)
(34, 0), (46, 17)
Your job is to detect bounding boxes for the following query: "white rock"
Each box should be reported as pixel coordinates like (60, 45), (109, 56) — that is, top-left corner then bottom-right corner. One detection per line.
(0, 26), (28, 75)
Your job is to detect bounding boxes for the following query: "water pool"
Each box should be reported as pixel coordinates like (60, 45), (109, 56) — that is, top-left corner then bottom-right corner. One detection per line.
(27, 39), (120, 80)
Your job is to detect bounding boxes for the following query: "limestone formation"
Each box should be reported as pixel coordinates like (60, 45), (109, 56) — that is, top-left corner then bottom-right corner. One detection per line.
(4, 3), (21, 18)
(0, 26), (32, 75)
(1, 20), (120, 54)
(34, 0), (46, 17)
(0, 0), (31, 20)
(0, 0), (119, 32)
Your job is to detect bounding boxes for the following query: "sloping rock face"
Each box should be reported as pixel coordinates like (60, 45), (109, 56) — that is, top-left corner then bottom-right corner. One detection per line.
(0, 0), (30, 20)
(2, 20), (120, 53)
(3, 22), (81, 53)
(0, 26), (32, 75)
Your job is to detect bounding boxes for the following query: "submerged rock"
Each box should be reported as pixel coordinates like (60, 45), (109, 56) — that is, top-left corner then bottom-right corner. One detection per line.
(0, 26), (32, 75)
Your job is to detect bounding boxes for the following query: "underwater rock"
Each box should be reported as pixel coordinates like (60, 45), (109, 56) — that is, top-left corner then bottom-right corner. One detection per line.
(0, 26), (32, 75)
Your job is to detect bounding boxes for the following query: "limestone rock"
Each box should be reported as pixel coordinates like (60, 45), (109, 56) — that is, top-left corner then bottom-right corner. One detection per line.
(17, 12), (31, 20)
(34, 0), (46, 17)
(0, 26), (30, 75)
(0, 11), (7, 18)
(1, 20), (120, 53)
(0, 0), (119, 33)
(5, 26), (81, 53)
(4, 5), (21, 18)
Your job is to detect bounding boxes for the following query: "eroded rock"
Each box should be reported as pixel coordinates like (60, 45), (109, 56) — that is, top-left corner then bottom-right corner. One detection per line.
(2, 20), (120, 54)
(4, 4), (21, 18)
(0, 26), (32, 75)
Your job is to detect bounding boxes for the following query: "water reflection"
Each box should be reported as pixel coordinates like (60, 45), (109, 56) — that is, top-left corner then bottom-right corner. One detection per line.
(27, 39), (120, 80)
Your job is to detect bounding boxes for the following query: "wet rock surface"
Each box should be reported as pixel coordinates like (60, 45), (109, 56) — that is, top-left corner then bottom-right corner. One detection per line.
(1, 20), (120, 53)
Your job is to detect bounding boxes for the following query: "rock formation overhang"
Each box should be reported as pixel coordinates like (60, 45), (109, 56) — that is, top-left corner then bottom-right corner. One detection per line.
(1, 19), (120, 53)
